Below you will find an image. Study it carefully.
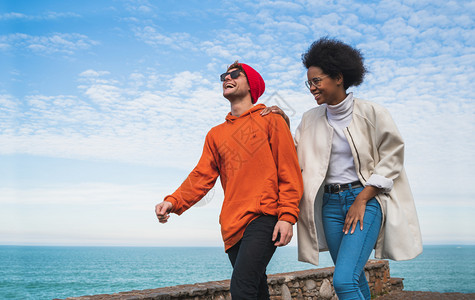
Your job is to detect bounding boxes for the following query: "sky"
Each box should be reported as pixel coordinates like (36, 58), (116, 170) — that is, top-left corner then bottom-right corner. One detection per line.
(0, 0), (474, 248)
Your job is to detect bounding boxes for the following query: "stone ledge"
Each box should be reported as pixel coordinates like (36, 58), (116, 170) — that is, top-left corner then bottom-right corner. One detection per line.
(375, 291), (475, 299)
(59, 260), (399, 300)
(389, 277), (404, 291)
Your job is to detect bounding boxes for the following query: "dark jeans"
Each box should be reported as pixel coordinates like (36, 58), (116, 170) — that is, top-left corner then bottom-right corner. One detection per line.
(227, 215), (278, 300)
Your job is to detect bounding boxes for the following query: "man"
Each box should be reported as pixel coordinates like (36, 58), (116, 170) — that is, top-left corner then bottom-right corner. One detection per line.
(155, 61), (303, 299)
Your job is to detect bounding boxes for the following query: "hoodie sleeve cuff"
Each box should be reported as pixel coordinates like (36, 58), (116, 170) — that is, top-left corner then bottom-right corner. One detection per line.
(164, 195), (181, 215)
(278, 213), (297, 225)
(365, 174), (393, 193)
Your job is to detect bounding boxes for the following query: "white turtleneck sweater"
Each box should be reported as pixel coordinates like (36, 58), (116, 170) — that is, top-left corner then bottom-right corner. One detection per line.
(325, 93), (393, 192)
(325, 93), (359, 184)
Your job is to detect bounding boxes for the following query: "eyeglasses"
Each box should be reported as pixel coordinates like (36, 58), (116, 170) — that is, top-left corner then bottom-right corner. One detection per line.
(220, 69), (241, 82)
(305, 75), (329, 89)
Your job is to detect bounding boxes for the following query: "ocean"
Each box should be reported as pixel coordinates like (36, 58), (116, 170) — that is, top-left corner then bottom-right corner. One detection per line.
(0, 245), (474, 299)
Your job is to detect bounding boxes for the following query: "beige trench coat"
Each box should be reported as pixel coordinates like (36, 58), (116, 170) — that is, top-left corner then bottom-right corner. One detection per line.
(295, 98), (423, 266)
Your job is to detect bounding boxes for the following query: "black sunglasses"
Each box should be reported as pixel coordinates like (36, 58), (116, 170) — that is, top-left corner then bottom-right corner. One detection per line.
(220, 69), (241, 82)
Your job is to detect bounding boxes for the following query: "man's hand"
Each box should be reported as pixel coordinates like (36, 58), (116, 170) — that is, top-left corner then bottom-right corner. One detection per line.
(272, 220), (293, 246)
(260, 105), (290, 128)
(155, 201), (173, 224)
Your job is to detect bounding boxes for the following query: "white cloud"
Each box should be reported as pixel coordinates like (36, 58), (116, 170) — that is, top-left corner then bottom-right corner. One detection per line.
(0, 11), (80, 20)
(124, 0), (155, 14)
(0, 12), (28, 20)
(256, 1), (304, 12)
(168, 71), (211, 92)
(263, 20), (309, 35)
(83, 84), (122, 105)
(0, 94), (18, 112)
(0, 69), (230, 169)
(134, 26), (197, 51)
(79, 70), (111, 77)
(0, 33), (98, 55)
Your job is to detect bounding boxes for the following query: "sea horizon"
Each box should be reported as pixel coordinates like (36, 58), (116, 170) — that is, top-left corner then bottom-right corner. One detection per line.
(2, 243), (474, 247)
(1, 244), (474, 299)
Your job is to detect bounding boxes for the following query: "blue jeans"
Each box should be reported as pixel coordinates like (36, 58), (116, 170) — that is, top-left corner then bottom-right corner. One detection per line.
(322, 186), (382, 300)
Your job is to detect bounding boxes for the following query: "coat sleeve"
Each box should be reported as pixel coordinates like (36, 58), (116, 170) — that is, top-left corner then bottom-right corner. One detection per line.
(268, 115), (304, 224)
(164, 131), (220, 215)
(366, 107), (405, 192)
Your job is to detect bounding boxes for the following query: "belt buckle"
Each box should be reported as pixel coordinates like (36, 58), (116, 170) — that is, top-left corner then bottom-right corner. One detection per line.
(332, 184), (341, 193)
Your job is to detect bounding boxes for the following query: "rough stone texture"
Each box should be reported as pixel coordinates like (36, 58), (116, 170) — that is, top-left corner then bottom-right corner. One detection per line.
(389, 278), (403, 291)
(280, 284), (292, 300)
(319, 279), (333, 299)
(305, 279), (317, 290)
(57, 260), (400, 300)
(375, 291), (475, 299)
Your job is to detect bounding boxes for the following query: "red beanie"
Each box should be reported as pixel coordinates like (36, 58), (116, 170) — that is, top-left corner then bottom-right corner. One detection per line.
(240, 63), (265, 104)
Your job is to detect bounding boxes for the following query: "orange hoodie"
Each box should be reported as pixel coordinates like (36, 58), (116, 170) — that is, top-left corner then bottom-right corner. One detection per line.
(164, 104), (303, 251)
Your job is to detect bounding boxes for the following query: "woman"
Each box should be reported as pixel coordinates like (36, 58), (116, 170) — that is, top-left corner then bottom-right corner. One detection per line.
(262, 38), (422, 300)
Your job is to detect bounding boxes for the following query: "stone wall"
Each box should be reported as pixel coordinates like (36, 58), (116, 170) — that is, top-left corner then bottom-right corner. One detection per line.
(61, 260), (403, 300)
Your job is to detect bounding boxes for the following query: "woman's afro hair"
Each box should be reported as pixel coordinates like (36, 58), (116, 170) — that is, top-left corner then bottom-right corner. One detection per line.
(302, 37), (367, 90)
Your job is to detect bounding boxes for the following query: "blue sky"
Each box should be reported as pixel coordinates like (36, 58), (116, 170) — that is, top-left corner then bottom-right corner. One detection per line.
(1, 0), (474, 247)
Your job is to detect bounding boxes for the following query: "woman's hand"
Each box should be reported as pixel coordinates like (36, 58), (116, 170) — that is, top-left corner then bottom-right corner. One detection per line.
(344, 198), (367, 234)
(260, 105), (290, 128)
(344, 186), (382, 234)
